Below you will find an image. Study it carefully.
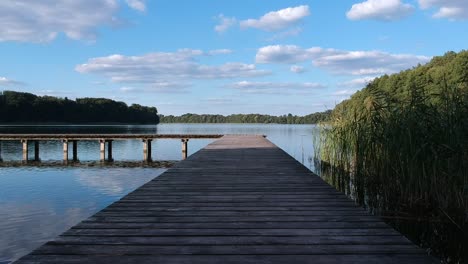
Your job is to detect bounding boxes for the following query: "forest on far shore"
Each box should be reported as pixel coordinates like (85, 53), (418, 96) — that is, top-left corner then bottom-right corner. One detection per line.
(160, 112), (331, 124)
(0, 90), (331, 125)
(0, 91), (159, 124)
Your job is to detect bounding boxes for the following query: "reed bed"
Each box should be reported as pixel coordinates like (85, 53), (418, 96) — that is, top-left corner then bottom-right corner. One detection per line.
(315, 82), (467, 263)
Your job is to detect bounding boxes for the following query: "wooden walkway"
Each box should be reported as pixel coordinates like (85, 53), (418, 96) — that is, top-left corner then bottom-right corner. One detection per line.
(15, 135), (435, 263)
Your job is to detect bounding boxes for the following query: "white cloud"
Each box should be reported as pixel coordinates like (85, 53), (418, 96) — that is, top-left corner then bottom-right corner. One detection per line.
(256, 45), (333, 64)
(148, 82), (191, 93)
(120, 82), (190, 94)
(333, 89), (358, 96)
(120, 87), (136, 92)
(214, 14), (237, 33)
(228, 81), (325, 94)
(347, 0), (414, 21)
(433, 7), (464, 18)
(0, 0), (145, 43)
(338, 77), (376, 88)
(313, 50), (430, 75)
(202, 98), (234, 104)
(92, 81), (107, 86)
(267, 27), (303, 41)
(125, 0), (146, 12)
(256, 45), (431, 76)
(331, 88), (363, 103)
(0, 77), (25, 86)
(419, 0), (468, 19)
(240, 5), (310, 31)
(290, 65), (306, 74)
(76, 49), (269, 91)
(332, 77), (379, 101)
(208, 49), (233, 55)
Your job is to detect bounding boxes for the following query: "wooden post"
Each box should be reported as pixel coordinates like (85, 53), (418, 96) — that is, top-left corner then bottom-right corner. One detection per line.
(107, 140), (114, 162)
(100, 139), (106, 162)
(72, 141), (78, 161)
(181, 138), (189, 160)
(34, 141), (40, 161)
(0, 141), (3, 162)
(143, 139), (152, 162)
(22, 139), (28, 162)
(63, 139), (69, 162)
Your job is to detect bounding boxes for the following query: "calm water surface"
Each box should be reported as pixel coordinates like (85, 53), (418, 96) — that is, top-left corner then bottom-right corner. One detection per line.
(0, 124), (317, 263)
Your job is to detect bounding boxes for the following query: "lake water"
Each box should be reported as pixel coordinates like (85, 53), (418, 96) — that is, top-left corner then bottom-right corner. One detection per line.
(0, 123), (318, 263)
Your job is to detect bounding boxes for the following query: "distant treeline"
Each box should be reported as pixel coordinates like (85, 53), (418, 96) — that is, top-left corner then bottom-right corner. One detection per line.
(0, 91), (159, 124)
(160, 111), (331, 124)
(0, 90), (330, 124)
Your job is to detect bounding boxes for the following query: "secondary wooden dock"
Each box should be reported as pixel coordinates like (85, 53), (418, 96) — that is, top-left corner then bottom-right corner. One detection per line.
(0, 134), (223, 162)
(15, 135), (435, 263)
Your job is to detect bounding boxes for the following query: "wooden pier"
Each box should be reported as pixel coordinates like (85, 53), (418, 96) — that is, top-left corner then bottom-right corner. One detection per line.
(0, 134), (223, 162)
(14, 135), (434, 263)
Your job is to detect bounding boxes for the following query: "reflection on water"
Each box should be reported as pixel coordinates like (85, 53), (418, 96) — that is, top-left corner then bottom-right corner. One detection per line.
(0, 202), (94, 263)
(0, 167), (164, 263)
(0, 124), (317, 263)
(74, 168), (164, 195)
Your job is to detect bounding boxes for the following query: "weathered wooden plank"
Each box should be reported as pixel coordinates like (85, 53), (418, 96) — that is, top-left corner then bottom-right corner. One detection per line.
(14, 135), (435, 263)
(121, 192), (350, 197)
(118, 198), (354, 203)
(16, 254), (436, 264)
(72, 221), (392, 229)
(84, 215), (382, 223)
(95, 210), (369, 217)
(63, 228), (401, 236)
(126, 191), (347, 196)
(48, 235), (414, 245)
(129, 190), (345, 193)
(103, 206), (362, 211)
(133, 189), (340, 194)
(34, 244), (423, 255)
(123, 195), (350, 200)
(111, 201), (358, 207)
(132, 187), (341, 191)
(102, 204), (367, 211)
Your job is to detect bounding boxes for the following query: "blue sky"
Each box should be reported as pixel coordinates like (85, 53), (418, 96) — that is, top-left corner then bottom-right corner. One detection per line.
(0, 0), (466, 115)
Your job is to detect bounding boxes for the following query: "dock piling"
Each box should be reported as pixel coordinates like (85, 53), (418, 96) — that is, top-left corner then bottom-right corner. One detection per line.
(21, 139), (28, 162)
(143, 139), (152, 162)
(63, 140), (69, 162)
(34, 141), (40, 161)
(107, 140), (113, 162)
(181, 138), (189, 160)
(72, 141), (78, 161)
(99, 139), (106, 162)
(0, 142), (2, 162)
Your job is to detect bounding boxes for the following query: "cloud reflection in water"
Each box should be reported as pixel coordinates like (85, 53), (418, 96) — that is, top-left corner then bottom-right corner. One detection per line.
(0, 167), (163, 263)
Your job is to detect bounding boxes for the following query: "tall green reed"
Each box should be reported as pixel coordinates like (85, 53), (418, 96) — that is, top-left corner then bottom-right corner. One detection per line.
(315, 81), (467, 262)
